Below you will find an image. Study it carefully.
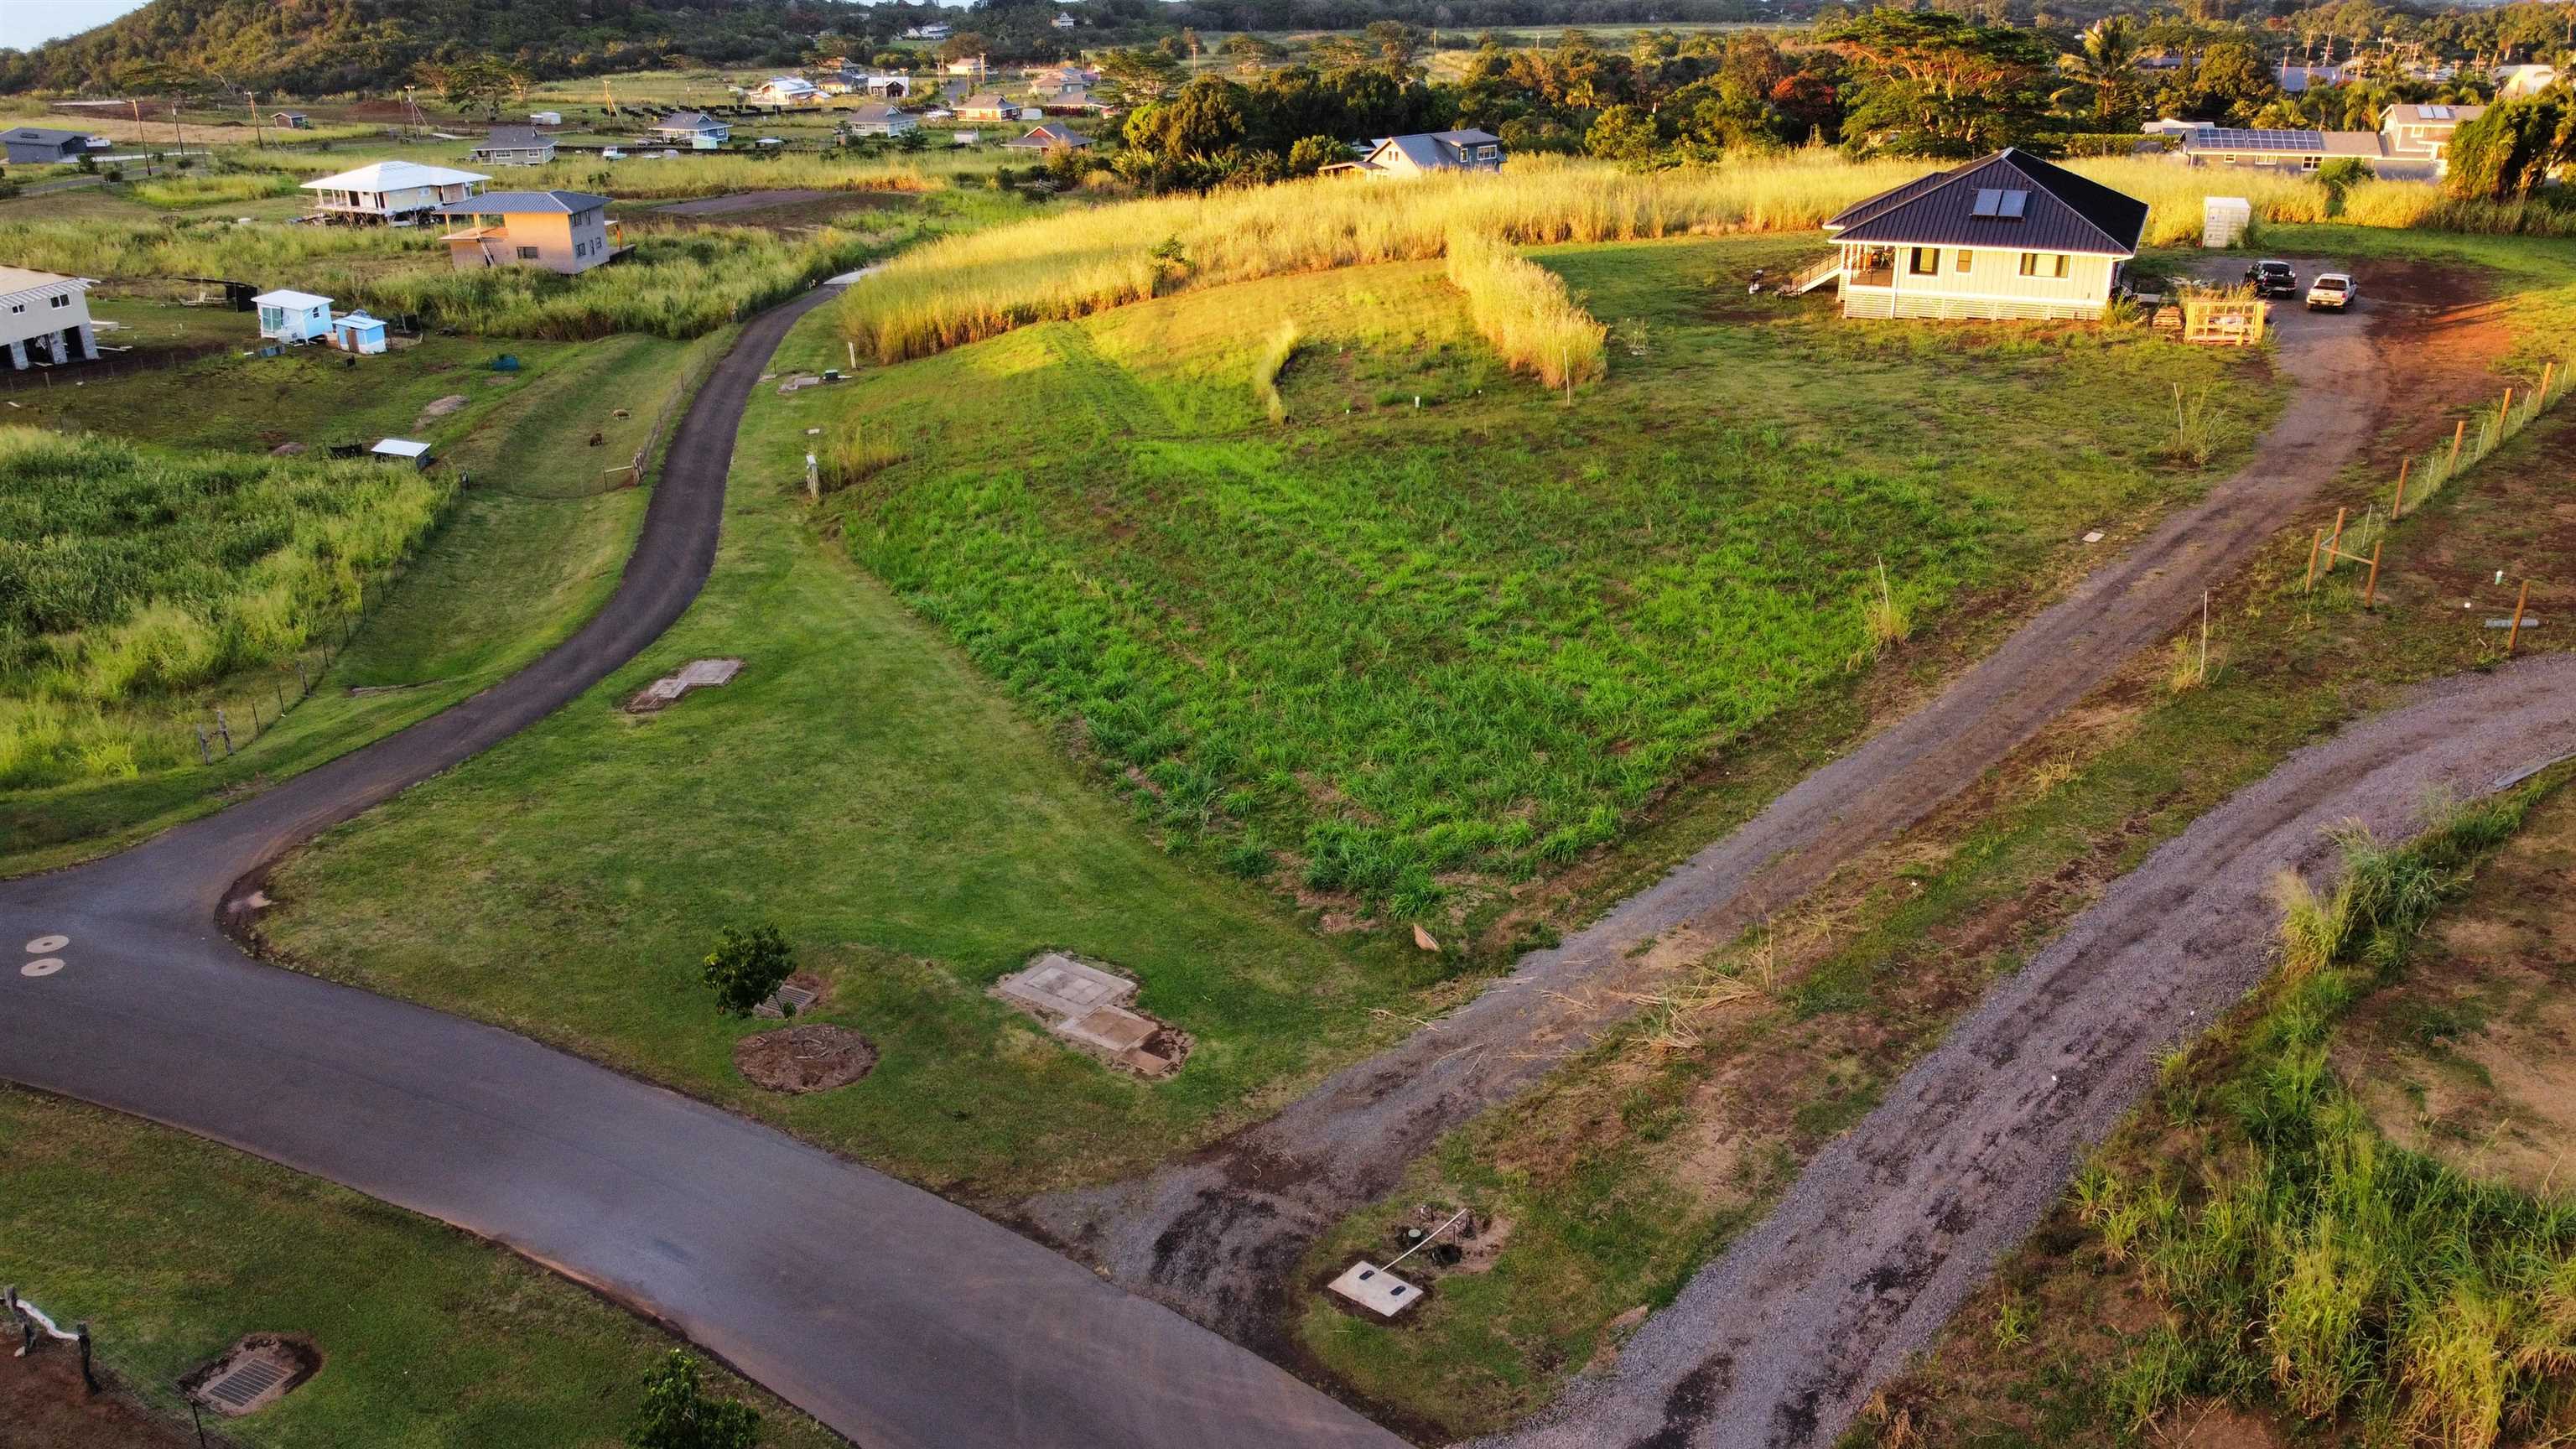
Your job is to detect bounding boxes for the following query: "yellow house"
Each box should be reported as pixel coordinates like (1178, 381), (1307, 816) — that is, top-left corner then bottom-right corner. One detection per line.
(431, 190), (627, 275)
(1794, 148), (2148, 322)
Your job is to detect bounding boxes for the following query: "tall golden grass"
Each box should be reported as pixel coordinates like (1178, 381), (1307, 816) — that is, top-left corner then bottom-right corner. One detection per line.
(1252, 319), (1301, 424)
(839, 153), (2384, 364)
(1444, 228), (1607, 391)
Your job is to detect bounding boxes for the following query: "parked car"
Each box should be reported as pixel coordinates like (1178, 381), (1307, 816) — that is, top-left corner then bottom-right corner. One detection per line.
(2306, 273), (2358, 311)
(2245, 259), (2298, 298)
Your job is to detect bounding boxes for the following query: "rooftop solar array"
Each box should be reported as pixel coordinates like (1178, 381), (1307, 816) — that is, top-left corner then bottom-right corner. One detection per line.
(2421, 104), (2453, 119)
(2187, 128), (2327, 151)
(1970, 187), (2031, 218)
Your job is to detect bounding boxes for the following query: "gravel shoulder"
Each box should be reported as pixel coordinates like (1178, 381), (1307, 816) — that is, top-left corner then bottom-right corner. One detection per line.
(1488, 650), (2576, 1449)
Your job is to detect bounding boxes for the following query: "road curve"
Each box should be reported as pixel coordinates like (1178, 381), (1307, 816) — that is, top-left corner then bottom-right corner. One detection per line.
(0, 286), (1401, 1449)
(1487, 651), (2576, 1449)
(1034, 275), (2403, 1345)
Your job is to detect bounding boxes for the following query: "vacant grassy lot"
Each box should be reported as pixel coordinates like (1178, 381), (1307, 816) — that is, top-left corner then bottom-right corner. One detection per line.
(260, 300), (1421, 1197)
(0, 1088), (837, 1449)
(0, 317), (711, 873)
(823, 236), (2261, 916)
(1291, 233), (2576, 1436)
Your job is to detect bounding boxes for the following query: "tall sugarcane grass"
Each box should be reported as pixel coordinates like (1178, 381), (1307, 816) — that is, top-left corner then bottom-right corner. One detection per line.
(1251, 319), (1301, 424)
(126, 170), (304, 210)
(0, 428), (449, 789)
(0, 215), (900, 340)
(838, 153), (2377, 365)
(1443, 228), (1606, 392)
(2089, 787), (2576, 1447)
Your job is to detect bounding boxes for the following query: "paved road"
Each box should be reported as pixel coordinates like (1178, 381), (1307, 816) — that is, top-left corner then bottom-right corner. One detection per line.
(1033, 273), (2405, 1346)
(0, 286), (1400, 1449)
(1488, 652), (2576, 1449)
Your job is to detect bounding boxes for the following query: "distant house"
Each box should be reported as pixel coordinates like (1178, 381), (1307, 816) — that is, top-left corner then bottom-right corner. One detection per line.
(1323, 129), (1504, 179)
(1802, 148), (2148, 322)
(271, 111), (311, 129)
(959, 93), (1023, 122)
(529, 110), (564, 126)
(902, 22), (953, 39)
(653, 112), (732, 148)
(252, 288), (335, 343)
(1053, 11), (1077, 27)
(750, 76), (823, 107)
(0, 267), (99, 371)
(946, 59), (989, 78)
(433, 190), (626, 275)
(328, 310), (387, 355)
(2, 126), (99, 164)
(865, 73), (917, 99)
(300, 160), (489, 225)
(2381, 102), (2485, 164)
(471, 125), (558, 167)
(844, 104), (919, 138)
(2496, 64), (2561, 99)
(1005, 122), (1090, 150)
(2177, 124), (2392, 173)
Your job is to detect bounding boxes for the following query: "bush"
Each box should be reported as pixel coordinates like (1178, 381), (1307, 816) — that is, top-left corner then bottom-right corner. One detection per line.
(701, 924), (795, 1017)
(627, 1352), (760, 1449)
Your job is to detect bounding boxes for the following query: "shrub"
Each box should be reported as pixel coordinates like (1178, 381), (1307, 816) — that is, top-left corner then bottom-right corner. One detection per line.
(628, 1351), (760, 1449)
(701, 924), (795, 1017)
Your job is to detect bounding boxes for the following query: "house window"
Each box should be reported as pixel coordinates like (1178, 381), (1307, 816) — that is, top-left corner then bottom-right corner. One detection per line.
(517, 246), (540, 260)
(1909, 247), (1940, 276)
(7, 303), (23, 314)
(2301, 155), (2320, 170)
(2019, 252), (2070, 279)
(1954, 250), (1974, 272)
(49, 293), (70, 309)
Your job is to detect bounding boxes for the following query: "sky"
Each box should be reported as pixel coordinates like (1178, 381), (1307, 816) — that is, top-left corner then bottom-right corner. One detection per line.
(4, 0), (151, 52)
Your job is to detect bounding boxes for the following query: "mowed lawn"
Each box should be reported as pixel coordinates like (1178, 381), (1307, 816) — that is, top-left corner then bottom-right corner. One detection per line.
(260, 238), (2267, 1201)
(821, 235), (2267, 916)
(262, 302), (1425, 1197)
(0, 1088), (838, 1449)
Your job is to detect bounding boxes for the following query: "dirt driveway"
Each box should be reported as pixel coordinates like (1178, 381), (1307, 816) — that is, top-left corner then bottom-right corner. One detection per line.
(1028, 263), (2486, 1359)
(1488, 652), (2576, 1449)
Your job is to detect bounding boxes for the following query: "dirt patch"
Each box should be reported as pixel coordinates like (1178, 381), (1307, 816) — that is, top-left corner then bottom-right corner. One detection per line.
(0, 1343), (195, 1449)
(414, 393), (470, 428)
(734, 1022), (879, 1093)
(179, 1333), (321, 1416)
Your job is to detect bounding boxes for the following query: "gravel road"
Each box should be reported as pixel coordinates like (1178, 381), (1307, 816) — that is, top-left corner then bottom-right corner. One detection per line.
(1031, 269), (2407, 1350)
(1488, 651), (2576, 1449)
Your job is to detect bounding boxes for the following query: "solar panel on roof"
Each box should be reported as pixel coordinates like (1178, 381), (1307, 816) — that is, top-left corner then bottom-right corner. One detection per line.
(2191, 128), (2324, 151)
(1971, 187), (2028, 219)
(1998, 189), (2028, 218)
(1971, 188), (2001, 216)
(2423, 104), (2451, 120)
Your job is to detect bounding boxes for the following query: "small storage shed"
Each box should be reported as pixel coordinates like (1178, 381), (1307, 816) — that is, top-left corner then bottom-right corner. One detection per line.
(2203, 196), (2252, 248)
(330, 311), (387, 354)
(252, 289), (334, 342)
(371, 438), (433, 468)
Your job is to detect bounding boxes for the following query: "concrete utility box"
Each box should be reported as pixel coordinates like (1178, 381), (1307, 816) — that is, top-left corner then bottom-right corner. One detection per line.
(1328, 1262), (1422, 1317)
(2203, 196), (2252, 248)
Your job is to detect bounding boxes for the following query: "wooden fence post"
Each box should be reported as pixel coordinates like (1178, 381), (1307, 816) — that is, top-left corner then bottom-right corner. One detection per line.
(2306, 527), (2324, 589)
(2392, 456), (2409, 520)
(2501, 387), (2516, 434)
(2507, 579), (2532, 655)
(2450, 418), (2466, 470)
(2363, 541), (2382, 608)
(2326, 507), (2347, 570)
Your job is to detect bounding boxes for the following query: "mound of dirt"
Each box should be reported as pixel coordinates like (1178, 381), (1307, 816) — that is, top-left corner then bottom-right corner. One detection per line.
(414, 394), (470, 428)
(735, 1024), (877, 1093)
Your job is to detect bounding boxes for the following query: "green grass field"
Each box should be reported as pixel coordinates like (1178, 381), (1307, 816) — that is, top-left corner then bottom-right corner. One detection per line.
(258, 299), (1423, 1197)
(246, 236), (2268, 1206)
(823, 235), (2260, 917)
(0, 314), (714, 874)
(0, 1088), (838, 1449)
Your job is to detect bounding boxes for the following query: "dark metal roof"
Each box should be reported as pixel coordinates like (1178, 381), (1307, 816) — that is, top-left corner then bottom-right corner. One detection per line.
(3, 126), (90, 146)
(1825, 149), (2148, 257)
(431, 190), (610, 215)
(480, 125), (550, 148)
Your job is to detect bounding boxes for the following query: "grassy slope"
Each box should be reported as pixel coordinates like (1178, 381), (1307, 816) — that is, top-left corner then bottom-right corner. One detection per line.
(0, 1088), (840, 1449)
(0, 319), (710, 873)
(825, 234), (2258, 915)
(1292, 229), (2576, 1436)
(261, 300), (1420, 1197)
(256, 236), (2261, 1204)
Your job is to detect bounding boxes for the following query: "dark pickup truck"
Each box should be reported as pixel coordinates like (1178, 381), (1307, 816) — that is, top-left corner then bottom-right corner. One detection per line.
(2245, 259), (2298, 299)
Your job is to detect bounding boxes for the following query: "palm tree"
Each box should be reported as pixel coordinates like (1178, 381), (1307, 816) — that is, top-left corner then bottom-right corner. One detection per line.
(2057, 15), (2144, 124)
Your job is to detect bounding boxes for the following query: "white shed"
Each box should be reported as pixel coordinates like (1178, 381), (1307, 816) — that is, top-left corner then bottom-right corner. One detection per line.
(2202, 196), (2253, 249)
(371, 438), (434, 467)
(252, 289), (334, 343)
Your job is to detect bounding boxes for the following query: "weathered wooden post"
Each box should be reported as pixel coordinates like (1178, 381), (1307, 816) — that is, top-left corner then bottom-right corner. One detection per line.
(2363, 542), (2383, 608)
(2392, 456), (2409, 520)
(2450, 418), (2466, 470)
(2508, 579), (2532, 655)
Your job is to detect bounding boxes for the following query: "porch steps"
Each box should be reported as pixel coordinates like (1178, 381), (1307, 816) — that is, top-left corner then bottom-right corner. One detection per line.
(1784, 253), (1843, 295)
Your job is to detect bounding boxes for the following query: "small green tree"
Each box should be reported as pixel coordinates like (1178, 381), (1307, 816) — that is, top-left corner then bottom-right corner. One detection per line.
(1285, 134), (1346, 175)
(702, 924), (794, 1017)
(629, 1351), (761, 1449)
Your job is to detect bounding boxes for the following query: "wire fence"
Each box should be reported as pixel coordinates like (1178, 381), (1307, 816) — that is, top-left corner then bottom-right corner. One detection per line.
(8, 1286), (280, 1449)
